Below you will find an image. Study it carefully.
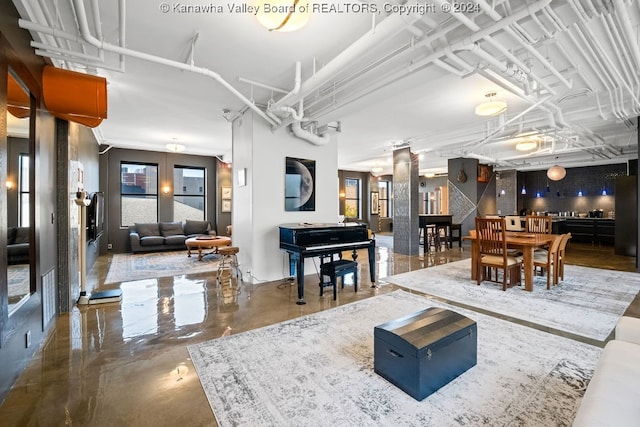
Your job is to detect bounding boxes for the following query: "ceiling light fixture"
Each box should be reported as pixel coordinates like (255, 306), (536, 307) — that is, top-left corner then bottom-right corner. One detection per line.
(515, 139), (538, 152)
(166, 143), (186, 153)
(546, 164), (566, 181)
(371, 166), (384, 176)
(255, 0), (310, 32)
(475, 91), (507, 116)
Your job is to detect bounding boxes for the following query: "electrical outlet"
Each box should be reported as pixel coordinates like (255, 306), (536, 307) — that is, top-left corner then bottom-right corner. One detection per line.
(107, 243), (113, 250)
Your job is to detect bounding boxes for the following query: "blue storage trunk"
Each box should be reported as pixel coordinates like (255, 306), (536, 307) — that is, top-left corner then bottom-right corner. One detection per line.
(374, 307), (477, 401)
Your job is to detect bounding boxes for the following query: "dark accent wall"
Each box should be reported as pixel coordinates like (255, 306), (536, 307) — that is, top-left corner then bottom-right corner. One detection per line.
(518, 164), (625, 214)
(448, 157), (496, 235)
(104, 148), (217, 253)
(0, 0), (54, 403)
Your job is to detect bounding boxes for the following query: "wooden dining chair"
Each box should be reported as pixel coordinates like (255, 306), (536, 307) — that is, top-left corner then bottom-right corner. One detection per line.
(533, 233), (563, 289)
(525, 215), (552, 234)
(555, 233), (572, 284)
(475, 217), (522, 291)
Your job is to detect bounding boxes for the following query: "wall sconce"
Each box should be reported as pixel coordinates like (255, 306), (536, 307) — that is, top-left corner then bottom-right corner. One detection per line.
(339, 191), (346, 198)
(5, 181), (14, 190)
(163, 185), (171, 194)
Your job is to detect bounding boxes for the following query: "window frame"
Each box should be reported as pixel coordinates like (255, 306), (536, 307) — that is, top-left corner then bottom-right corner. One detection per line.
(173, 165), (206, 222)
(344, 178), (361, 219)
(378, 180), (391, 218)
(120, 162), (159, 227)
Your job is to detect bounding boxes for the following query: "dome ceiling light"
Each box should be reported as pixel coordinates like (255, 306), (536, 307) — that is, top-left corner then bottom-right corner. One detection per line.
(475, 91), (507, 117)
(255, 0), (310, 32)
(515, 138), (538, 151)
(547, 164), (566, 181)
(166, 143), (186, 152)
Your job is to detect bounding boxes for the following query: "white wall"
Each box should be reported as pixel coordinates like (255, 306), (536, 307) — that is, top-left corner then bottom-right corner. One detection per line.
(232, 111), (339, 282)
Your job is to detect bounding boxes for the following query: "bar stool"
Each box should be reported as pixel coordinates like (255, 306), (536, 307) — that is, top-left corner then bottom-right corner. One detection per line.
(449, 223), (462, 248)
(217, 246), (240, 283)
(319, 258), (358, 300)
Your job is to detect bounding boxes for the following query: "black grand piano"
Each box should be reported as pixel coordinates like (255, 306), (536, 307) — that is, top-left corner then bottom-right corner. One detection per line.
(279, 222), (375, 304)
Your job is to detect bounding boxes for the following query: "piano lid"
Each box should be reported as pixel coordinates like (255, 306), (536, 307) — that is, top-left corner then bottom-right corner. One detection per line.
(278, 222), (365, 230)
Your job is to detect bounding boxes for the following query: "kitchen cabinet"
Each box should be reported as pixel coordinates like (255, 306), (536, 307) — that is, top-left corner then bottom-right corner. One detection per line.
(564, 218), (615, 245)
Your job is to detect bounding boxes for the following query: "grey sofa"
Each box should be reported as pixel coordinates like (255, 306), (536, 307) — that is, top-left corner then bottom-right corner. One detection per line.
(129, 220), (214, 253)
(8, 226), (30, 264)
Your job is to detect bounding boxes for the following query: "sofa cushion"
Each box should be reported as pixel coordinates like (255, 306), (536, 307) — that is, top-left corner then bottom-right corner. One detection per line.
(7, 227), (17, 245)
(160, 222), (184, 237)
(164, 235), (187, 246)
(135, 223), (161, 238)
(184, 220), (210, 236)
(572, 340), (640, 426)
(139, 235), (164, 246)
(14, 227), (29, 244)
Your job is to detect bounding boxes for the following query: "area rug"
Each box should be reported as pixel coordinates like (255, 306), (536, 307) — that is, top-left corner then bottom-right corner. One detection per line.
(383, 259), (640, 342)
(8, 264), (30, 304)
(105, 251), (219, 284)
(188, 290), (601, 427)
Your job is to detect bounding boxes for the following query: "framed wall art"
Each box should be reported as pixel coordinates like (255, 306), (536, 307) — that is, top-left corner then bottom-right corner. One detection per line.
(221, 199), (232, 213)
(285, 157), (316, 211)
(370, 192), (379, 215)
(221, 186), (232, 200)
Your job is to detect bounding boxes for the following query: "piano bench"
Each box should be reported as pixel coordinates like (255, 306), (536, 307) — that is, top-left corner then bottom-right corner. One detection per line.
(320, 260), (358, 300)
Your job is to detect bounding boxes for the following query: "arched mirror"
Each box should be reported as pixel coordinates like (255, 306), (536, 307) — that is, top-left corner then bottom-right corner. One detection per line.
(6, 69), (33, 315)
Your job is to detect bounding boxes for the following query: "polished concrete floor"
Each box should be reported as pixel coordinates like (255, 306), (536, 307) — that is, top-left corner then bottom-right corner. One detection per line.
(0, 238), (638, 426)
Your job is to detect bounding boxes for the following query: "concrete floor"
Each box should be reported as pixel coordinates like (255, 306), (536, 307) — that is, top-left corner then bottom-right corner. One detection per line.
(0, 238), (637, 426)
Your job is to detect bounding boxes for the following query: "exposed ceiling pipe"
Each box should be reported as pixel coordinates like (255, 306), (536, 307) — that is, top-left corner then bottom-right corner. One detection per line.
(55, 0), (278, 127)
(407, 0), (552, 75)
(272, 0), (426, 108)
(613, 0), (640, 70)
(473, 0), (573, 90)
(464, 96), (552, 151)
(290, 121), (331, 146)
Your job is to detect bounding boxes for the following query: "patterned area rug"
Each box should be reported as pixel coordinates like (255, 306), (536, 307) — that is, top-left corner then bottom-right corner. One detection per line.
(383, 259), (640, 342)
(105, 250), (219, 284)
(189, 290), (601, 427)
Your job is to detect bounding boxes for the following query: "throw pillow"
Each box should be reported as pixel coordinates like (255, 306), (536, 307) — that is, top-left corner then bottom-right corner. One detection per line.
(13, 227), (29, 244)
(7, 226), (17, 245)
(160, 222), (184, 237)
(184, 220), (210, 235)
(135, 223), (160, 238)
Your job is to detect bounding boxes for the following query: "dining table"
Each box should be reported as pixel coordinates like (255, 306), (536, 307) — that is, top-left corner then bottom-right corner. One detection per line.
(464, 232), (557, 291)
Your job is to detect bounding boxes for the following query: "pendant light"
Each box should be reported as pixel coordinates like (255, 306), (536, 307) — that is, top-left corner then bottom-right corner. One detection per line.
(547, 165), (566, 181)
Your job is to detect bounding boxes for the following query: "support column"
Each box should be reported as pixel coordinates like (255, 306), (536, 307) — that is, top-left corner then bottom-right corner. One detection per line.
(392, 147), (419, 255)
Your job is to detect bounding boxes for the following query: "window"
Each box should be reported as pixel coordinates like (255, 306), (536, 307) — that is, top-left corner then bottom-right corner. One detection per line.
(120, 163), (158, 227)
(18, 153), (29, 226)
(378, 181), (390, 218)
(344, 178), (360, 218)
(173, 166), (205, 222)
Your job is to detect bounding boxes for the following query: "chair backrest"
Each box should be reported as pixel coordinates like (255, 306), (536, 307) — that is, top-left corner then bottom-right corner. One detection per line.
(475, 217), (507, 258)
(525, 215), (552, 234)
(505, 215), (525, 231)
(558, 232), (572, 255)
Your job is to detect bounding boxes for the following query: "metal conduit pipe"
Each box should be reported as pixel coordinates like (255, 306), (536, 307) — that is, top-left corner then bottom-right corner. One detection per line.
(613, 0), (640, 70)
(571, 23), (626, 119)
(66, 0), (278, 127)
(573, 8), (640, 114)
(118, 0), (126, 70)
(436, 0), (558, 96)
(474, 0), (572, 89)
(604, 13), (639, 88)
(272, 1), (425, 108)
(463, 96), (552, 151)
(408, 0), (552, 72)
(36, 0), (75, 57)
